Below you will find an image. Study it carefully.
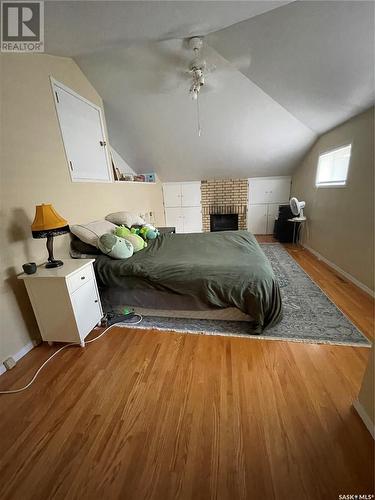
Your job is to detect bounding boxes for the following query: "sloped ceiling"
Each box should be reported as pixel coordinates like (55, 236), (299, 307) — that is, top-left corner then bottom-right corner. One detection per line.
(44, 1), (374, 181)
(207, 1), (375, 134)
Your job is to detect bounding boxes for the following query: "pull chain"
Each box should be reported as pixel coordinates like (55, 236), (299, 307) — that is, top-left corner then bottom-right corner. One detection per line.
(197, 92), (202, 137)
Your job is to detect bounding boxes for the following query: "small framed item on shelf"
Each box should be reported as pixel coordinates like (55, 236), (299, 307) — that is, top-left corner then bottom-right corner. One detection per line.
(122, 174), (134, 182)
(133, 174), (146, 182)
(145, 173), (156, 182)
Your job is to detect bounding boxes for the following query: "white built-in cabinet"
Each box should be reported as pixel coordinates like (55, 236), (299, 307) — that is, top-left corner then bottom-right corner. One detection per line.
(163, 182), (202, 233)
(248, 177), (291, 234)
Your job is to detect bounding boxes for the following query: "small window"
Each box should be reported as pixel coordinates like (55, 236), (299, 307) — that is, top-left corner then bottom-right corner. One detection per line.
(316, 144), (352, 187)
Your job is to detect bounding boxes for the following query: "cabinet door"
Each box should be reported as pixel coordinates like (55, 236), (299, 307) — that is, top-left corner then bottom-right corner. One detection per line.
(182, 206), (202, 233)
(181, 182), (201, 207)
(165, 207), (184, 233)
(249, 177), (291, 204)
(267, 178), (291, 203)
(248, 204), (268, 234)
(163, 184), (182, 207)
(267, 204), (279, 234)
(71, 279), (102, 340)
(248, 179), (270, 204)
(52, 80), (112, 182)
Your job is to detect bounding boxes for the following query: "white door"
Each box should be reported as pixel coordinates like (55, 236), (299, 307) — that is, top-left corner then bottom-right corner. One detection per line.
(182, 207), (202, 233)
(266, 204), (279, 234)
(71, 280), (102, 340)
(248, 204), (268, 234)
(52, 79), (112, 182)
(163, 184), (182, 207)
(248, 179), (270, 204)
(181, 182), (201, 207)
(267, 178), (291, 203)
(165, 207), (184, 233)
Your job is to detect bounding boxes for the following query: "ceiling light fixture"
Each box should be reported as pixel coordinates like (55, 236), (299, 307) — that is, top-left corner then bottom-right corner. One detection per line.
(188, 37), (205, 137)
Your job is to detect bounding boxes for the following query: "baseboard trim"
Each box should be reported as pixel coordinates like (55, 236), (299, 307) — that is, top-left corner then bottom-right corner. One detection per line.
(0, 340), (39, 376)
(302, 244), (375, 298)
(353, 399), (375, 439)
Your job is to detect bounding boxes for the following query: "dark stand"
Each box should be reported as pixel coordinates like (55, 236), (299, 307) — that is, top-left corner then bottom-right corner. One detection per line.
(157, 227), (176, 234)
(45, 235), (63, 268)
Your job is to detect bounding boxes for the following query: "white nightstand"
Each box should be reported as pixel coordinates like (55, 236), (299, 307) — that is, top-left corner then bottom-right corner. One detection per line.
(18, 259), (103, 347)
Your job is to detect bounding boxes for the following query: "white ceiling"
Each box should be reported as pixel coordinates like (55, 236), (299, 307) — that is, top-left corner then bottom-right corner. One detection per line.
(207, 1), (375, 134)
(44, 1), (374, 181)
(45, 1), (291, 56)
(77, 42), (315, 180)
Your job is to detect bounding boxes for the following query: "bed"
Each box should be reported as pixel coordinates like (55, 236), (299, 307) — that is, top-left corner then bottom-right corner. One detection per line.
(94, 230), (282, 334)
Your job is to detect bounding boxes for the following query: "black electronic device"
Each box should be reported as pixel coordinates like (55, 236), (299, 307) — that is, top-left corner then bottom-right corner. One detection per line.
(274, 204), (300, 243)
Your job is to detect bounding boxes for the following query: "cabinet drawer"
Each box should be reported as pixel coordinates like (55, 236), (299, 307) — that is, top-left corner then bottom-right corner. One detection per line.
(67, 264), (94, 293)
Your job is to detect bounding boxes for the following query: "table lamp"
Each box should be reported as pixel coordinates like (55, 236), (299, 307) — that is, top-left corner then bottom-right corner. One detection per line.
(31, 204), (69, 268)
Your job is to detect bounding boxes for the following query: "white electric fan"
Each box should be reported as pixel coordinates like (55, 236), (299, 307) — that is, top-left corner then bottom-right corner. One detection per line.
(289, 197), (306, 218)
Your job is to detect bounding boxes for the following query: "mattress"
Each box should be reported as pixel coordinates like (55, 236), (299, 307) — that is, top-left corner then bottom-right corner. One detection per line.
(94, 230), (282, 334)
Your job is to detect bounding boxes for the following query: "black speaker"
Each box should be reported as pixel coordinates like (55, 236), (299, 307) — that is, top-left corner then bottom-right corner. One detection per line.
(274, 205), (299, 243)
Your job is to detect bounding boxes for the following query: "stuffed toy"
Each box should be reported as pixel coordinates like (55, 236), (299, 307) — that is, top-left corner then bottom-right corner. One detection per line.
(144, 224), (159, 240)
(124, 233), (147, 252)
(114, 225), (147, 252)
(98, 233), (134, 259)
(114, 225), (132, 238)
(116, 223), (159, 242)
(138, 224), (160, 241)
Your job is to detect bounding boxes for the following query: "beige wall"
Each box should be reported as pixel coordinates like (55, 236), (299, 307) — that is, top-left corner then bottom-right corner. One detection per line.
(292, 107), (374, 291)
(357, 348), (374, 435)
(0, 53), (165, 362)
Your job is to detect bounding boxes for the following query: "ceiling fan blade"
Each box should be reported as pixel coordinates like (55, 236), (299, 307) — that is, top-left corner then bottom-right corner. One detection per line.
(147, 39), (191, 69)
(230, 54), (252, 73)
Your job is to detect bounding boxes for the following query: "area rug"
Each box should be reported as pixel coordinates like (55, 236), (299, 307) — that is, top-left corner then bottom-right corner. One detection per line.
(118, 244), (371, 347)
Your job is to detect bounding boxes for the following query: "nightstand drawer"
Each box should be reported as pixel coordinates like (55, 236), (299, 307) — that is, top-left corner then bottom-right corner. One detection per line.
(67, 264), (94, 293)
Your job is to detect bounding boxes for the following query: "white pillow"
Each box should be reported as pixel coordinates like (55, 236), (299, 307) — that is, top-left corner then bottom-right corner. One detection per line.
(105, 211), (145, 227)
(70, 220), (117, 248)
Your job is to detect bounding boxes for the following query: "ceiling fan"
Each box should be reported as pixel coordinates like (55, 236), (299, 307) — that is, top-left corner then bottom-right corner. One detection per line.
(186, 37), (212, 136)
(127, 36), (249, 136)
(187, 37), (212, 100)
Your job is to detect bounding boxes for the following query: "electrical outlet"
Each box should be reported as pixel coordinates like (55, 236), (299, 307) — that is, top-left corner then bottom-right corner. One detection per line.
(4, 357), (16, 371)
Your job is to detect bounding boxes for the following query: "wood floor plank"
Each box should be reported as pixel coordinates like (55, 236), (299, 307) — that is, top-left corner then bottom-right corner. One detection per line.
(0, 241), (374, 499)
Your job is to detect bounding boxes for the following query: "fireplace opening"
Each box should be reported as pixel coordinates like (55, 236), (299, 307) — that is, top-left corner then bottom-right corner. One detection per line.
(210, 214), (238, 232)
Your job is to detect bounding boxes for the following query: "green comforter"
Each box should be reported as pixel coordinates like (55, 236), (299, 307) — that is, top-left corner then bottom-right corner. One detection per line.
(94, 230), (282, 333)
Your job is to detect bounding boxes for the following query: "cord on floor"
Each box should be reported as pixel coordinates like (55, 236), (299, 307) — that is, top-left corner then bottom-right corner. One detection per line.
(0, 314), (143, 395)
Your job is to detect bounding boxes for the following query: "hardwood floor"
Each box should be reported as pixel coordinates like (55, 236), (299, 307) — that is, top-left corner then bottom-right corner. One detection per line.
(0, 241), (374, 500)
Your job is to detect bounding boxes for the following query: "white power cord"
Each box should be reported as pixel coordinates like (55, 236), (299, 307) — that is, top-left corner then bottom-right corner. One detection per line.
(0, 314), (143, 395)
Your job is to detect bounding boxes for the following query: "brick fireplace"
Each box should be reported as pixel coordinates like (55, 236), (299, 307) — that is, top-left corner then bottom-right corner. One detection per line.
(201, 178), (248, 232)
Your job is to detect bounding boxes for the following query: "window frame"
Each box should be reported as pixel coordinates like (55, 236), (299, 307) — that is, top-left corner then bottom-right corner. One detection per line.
(315, 143), (352, 189)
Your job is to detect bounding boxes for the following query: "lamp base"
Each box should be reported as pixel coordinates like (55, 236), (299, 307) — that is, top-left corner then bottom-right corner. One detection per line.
(45, 260), (63, 269)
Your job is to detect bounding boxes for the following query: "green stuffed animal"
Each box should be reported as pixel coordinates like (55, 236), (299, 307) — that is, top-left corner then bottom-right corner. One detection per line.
(114, 226), (146, 252)
(114, 225), (131, 238)
(98, 233), (134, 259)
(124, 233), (147, 252)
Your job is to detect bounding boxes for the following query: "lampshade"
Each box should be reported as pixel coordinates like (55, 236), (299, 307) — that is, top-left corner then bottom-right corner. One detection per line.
(31, 204), (69, 239)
